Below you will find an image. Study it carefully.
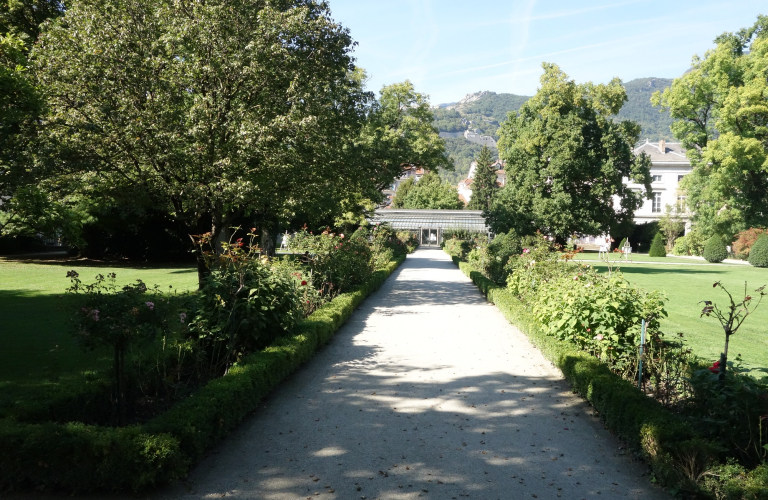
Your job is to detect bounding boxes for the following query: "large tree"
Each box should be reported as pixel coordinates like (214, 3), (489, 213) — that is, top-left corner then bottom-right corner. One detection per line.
(360, 80), (452, 191)
(397, 171), (463, 210)
(489, 63), (652, 240)
(652, 15), (768, 239)
(32, 0), (372, 280)
(466, 145), (497, 211)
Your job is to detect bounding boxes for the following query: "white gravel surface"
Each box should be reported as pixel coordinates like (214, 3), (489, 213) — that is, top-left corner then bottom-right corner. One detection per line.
(19, 249), (670, 500)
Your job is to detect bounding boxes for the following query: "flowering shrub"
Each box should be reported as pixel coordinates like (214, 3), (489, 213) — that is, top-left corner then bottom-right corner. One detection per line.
(189, 231), (303, 378)
(686, 357), (768, 466)
(67, 271), (171, 425)
(288, 228), (373, 298)
(531, 267), (668, 380)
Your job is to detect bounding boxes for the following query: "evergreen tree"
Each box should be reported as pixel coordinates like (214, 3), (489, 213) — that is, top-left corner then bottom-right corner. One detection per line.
(467, 146), (497, 211)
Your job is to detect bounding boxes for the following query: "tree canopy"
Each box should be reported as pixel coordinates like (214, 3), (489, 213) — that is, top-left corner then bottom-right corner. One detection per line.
(466, 145), (497, 211)
(394, 172), (463, 210)
(31, 0), (372, 247)
(652, 15), (768, 239)
(489, 63), (652, 240)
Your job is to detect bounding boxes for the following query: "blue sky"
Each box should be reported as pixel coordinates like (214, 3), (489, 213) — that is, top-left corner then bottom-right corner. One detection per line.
(328, 1), (764, 105)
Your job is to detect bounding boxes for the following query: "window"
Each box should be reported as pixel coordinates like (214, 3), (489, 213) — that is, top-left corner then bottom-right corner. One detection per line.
(677, 195), (687, 212)
(652, 175), (662, 182)
(678, 175), (686, 182)
(652, 192), (662, 213)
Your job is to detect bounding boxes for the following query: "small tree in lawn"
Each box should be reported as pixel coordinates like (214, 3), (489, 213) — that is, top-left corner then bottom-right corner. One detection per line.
(649, 233), (666, 257)
(658, 205), (685, 251)
(700, 282), (766, 381)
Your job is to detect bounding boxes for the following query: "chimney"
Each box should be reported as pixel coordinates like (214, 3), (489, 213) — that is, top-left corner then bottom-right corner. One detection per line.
(659, 139), (666, 154)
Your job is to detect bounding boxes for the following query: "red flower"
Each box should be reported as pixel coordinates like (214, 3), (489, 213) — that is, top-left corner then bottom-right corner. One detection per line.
(709, 361), (721, 373)
(301, 280), (307, 286)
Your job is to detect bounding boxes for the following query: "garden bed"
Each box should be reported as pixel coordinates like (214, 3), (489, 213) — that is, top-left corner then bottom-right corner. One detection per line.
(445, 247), (768, 499)
(0, 255), (405, 493)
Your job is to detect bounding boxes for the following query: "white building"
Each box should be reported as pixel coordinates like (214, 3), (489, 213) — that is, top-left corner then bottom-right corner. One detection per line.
(457, 160), (506, 204)
(627, 139), (692, 228)
(572, 139), (693, 247)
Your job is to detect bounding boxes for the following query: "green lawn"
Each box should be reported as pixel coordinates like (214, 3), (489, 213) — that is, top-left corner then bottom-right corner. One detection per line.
(574, 251), (725, 265)
(0, 257), (197, 387)
(587, 259), (768, 374)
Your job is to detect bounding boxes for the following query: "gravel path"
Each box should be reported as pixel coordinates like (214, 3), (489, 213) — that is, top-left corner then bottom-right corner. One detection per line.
(146, 248), (669, 500)
(8, 248), (660, 500)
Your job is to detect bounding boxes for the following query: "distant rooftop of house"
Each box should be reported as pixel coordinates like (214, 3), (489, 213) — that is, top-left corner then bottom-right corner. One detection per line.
(634, 139), (689, 163)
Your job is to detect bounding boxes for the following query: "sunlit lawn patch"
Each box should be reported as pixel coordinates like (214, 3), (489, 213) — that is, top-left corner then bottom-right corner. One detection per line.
(588, 259), (768, 373)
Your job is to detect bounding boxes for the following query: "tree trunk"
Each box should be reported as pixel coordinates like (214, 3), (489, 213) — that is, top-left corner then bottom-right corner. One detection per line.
(115, 343), (127, 426)
(260, 218), (278, 257)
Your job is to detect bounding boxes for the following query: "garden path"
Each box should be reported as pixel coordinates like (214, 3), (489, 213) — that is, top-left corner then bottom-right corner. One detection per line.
(145, 248), (670, 500)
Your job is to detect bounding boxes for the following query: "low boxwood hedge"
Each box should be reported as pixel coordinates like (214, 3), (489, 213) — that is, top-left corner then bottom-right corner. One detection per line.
(0, 256), (406, 493)
(446, 251), (768, 499)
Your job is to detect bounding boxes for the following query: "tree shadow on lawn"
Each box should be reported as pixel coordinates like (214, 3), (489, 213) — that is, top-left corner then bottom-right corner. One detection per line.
(1, 254), (196, 271)
(592, 265), (728, 276)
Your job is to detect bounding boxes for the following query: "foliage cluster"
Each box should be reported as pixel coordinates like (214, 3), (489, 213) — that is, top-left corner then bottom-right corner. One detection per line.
(749, 236), (768, 268)
(466, 145), (498, 211)
(287, 228), (373, 298)
(466, 230), (522, 284)
(733, 228), (768, 260)
(653, 16), (768, 240)
(447, 247), (768, 498)
(490, 64), (652, 241)
(703, 236), (729, 263)
(390, 171), (463, 210)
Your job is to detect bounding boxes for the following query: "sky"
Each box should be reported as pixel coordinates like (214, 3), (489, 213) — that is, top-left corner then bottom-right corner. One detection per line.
(327, 0), (764, 105)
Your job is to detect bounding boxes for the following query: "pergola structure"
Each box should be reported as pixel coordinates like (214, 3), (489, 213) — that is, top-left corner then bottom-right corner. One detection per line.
(368, 209), (490, 246)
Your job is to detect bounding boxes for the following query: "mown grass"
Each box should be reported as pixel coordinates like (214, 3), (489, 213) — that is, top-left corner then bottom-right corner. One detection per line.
(0, 256), (197, 390)
(587, 259), (768, 373)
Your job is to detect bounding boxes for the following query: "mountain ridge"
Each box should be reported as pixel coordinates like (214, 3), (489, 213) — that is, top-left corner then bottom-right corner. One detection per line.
(435, 78), (676, 184)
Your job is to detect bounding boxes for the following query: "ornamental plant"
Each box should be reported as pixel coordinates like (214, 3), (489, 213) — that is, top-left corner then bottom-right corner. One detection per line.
(648, 233), (666, 257)
(748, 235), (768, 267)
(703, 235), (728, 263)
(67, 271), (170, 425)
(733, 228), (768, 260)
(700, 281), (767, 380)
(288, 228), (373, 298)
(189, 230), (303, 378)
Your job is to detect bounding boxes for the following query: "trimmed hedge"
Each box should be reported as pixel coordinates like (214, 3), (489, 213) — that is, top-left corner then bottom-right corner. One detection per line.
(648, 233), (666, 257)
(749, 235), (768, 268)
(703, 235), (728, 263)
(445, 251), (768, 498)
(0, 256), (406, 492)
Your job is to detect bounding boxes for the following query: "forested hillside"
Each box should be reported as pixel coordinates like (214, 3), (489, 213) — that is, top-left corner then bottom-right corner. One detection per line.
(615, 78), (675, 141)
(435, 78), (675, 184)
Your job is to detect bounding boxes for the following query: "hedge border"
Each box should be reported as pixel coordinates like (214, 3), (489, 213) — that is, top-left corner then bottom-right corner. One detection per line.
(0, 255), (407, 493)
(445, 251), (768, 498)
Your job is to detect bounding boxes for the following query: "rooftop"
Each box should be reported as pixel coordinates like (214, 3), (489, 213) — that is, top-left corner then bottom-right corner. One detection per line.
(369, 209), (489, 232)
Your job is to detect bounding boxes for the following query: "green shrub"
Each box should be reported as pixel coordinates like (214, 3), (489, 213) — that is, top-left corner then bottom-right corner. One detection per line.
(443, 237), (474, 260)
(648, 233), (666, 257)
(686, 227), (708, 256)
(672, 235), (690, 255)
(703, 235), (728, 263)
(465, 230), (522, 284)
(749, 235), (768, 267)
(288, 229), (373, 296)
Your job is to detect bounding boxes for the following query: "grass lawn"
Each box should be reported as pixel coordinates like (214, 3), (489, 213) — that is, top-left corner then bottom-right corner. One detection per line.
(587, 259), (768, 374)
(574, 251), (726, 265)
(0, 256), (197, 392)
